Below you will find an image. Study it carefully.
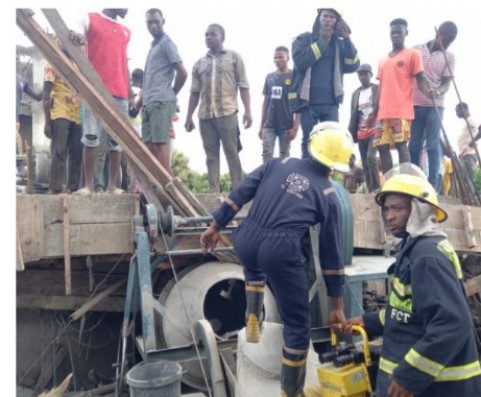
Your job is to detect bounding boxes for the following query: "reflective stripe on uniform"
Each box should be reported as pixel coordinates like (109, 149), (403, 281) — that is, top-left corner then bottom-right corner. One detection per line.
(245, 285), (265, 293)
(406, 348), (444, 377)
(379, 309), (386, 326)
(344, 54), (359, 65)
(379, 356), (481, 382)
(437, 361), (481, 381)
(282, 357), (307, 367)
(392, 276), (412, 298)
(379, 357), (398, 374)
(310, 43), (321, 59)
(389, 292), (413, 313)
(437, 239), (463, 279)
(322, 268), (345, 276)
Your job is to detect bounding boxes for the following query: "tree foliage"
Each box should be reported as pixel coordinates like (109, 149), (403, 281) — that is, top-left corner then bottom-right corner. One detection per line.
(474, 167), (481, 194)
(171, 149), (232, 193)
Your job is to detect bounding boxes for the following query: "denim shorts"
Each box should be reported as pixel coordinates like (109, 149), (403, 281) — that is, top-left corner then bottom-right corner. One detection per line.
(81, 97), (128, 152)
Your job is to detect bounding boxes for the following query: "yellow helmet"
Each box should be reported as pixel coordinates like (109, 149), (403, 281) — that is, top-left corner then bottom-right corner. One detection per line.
(375, 174), (448, 222)
(308, 121), (353, 173)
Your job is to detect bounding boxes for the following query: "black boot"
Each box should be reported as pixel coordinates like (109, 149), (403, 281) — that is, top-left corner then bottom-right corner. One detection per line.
(245, 283), (265, 343)
(280, 349), (307, 397)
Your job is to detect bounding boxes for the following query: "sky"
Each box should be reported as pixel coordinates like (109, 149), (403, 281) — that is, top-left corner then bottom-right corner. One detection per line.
(9, 0), (481, 392)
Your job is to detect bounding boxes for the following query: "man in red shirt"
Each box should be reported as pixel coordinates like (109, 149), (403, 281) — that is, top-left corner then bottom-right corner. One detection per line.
(71, 9), (133, 195)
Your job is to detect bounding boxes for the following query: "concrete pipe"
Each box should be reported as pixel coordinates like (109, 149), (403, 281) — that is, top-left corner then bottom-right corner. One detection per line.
(157, 261), (281, 391)
(236, 322), (322, 397)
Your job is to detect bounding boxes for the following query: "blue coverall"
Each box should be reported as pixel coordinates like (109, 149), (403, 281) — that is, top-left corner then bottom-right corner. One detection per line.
(212, 157), (345, 350)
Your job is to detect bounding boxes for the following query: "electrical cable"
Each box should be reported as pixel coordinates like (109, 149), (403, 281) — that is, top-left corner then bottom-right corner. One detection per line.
(157, 221), (214, 397)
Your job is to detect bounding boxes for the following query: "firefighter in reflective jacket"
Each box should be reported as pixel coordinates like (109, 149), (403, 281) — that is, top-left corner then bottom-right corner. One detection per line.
(343, 173), (481, 397)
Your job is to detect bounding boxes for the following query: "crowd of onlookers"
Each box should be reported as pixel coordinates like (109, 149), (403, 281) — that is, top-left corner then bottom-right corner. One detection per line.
(15, 8), (481, 197)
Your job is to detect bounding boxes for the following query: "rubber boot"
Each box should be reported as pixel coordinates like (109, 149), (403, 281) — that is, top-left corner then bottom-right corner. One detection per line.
(245, 283), (265, 343)
(280, 349), (308, 397)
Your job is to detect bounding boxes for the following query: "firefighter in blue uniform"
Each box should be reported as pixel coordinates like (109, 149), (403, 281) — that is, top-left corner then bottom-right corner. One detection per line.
(200, 122), (354, 396)
(343, 173), (481, 397)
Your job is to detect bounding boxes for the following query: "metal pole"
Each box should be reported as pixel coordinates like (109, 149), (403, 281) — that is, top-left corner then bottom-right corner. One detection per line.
(431, 100), (480, 205)
(177, 213), (247, 225)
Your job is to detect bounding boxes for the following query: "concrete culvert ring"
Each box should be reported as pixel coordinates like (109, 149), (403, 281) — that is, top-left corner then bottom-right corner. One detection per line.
(156, 262), (280, 391)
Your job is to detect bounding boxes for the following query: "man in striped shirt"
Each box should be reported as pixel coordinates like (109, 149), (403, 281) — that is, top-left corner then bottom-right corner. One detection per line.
(408, 21), (458, 191)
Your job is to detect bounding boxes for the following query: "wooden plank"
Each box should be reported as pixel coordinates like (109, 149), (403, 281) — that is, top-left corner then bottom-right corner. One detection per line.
(165, 180), (202, 217)
(17, 295), (125, 312)
(16, 228), (25, 271)
(26, 144), (34, 194)
(350, 194), (393, 252)
(17, 195), (139, 263)
(44, 223), (134, 257)
(63, 196), (72, 295)
(16, 195), (45, 263)
(170, 177), (209, 216)
(16, 193), (481, 264)
(462, 206), (477, 248)
(42, 194), (138, 225)
(17, 269), (127, 311)
(69, 280), (125, 321)
(351, 194), (481, 254)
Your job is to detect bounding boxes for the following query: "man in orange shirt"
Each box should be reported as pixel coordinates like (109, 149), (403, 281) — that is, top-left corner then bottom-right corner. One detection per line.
(374, 18), (433, 175)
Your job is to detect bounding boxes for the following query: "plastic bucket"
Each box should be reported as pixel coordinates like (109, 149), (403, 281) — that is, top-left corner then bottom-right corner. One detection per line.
(126, 360), (182, 397)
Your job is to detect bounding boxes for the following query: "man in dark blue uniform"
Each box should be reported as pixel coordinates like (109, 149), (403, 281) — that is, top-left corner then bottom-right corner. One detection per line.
(200, 122), (353, 396)
(289, 8), (360, 159)
(343, 173), (481, 397)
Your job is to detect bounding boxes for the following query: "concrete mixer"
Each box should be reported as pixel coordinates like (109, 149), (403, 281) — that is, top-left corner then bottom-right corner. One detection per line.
(120, 182), (392, 396)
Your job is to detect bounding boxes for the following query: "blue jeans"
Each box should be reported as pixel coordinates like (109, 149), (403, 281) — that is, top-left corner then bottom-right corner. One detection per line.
(262, 128), (290, 163)
(300, 104), (339, 159)
(409, 106), (444, 188)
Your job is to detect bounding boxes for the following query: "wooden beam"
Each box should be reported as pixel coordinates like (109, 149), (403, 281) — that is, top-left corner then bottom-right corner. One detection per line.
(16, 227), (25, 271)
(462, 206), (477, 248)
(63, 196), (72, 295)
(16, 295), (125, 312)
(69, 280), (126, 321)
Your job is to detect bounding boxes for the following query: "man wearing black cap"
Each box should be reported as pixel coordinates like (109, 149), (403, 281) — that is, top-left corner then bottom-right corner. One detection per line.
(290, 8), (360, 159)
(348, 63), (380, 192)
